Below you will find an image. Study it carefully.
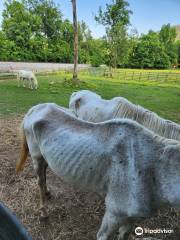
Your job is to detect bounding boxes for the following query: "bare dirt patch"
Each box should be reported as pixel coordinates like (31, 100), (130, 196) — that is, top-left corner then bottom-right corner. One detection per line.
(0, 117), (179, 240)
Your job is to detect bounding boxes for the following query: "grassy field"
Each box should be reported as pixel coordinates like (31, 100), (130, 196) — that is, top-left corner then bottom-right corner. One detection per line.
(0, 70), (180, 123)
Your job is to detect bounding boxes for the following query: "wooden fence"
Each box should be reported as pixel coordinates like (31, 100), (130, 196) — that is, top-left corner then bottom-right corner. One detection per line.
(0, 73), (16, 81)
(87, 67), (180, 82)
(0, 68), (180, 82)
(115, 71), (180, 81)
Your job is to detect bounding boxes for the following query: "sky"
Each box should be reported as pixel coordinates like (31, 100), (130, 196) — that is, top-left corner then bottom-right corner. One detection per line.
(0, 0), (179, 38)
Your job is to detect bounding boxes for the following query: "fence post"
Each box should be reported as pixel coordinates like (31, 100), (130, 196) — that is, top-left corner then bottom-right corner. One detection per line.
(131, 71), (134, 80)
(124, 71), (126, 81)
(156, 73), (159, 81)
(176, 73), (178, 81)
(166, 73), (168, 81)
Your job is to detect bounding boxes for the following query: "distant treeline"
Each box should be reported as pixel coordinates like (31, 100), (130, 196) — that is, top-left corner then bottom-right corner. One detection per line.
(0, 0), (180, 69)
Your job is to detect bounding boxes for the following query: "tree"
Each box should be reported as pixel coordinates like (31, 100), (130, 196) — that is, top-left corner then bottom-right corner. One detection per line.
(175, 40), (180, 65)
(159, 24), (177, 66)
(1, 0), (73, 62)
(0, 30), (17, 60)
(89, 38), (108, 67)
(124, 28), (139, 67)
(129, 31), (170, 69)
(24, 0), (67, 62)
(24, 0), (63, 41)
(71, 0), (78, 82)
(78, 21), (92, 63)
(95, 0), (132, 27)
(106, 23), (129, 68)
(95, 0), (132, 68)
(159, 24), (176, 46)
(2, 0), (41, 60)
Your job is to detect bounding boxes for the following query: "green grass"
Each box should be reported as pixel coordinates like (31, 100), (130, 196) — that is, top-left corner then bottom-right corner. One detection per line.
(0, 70), (180, 123)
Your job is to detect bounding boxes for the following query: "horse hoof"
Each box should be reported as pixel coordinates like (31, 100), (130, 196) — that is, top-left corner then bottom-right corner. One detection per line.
(39, 207), (49, 222)
(46, 191), (52, 200)
(39, 214), (49, 223)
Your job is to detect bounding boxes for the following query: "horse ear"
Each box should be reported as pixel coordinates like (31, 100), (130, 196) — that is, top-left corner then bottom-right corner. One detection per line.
(75, 97), (81, 109)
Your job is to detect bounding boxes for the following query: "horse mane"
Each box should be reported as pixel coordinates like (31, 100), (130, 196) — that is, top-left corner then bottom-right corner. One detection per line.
(113, 98), (180, 141)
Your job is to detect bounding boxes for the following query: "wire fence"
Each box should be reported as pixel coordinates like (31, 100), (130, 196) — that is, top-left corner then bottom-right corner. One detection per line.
(85, 67), (180, 81)
(115, 71), (180, 81)
(0, 67), (180, 82)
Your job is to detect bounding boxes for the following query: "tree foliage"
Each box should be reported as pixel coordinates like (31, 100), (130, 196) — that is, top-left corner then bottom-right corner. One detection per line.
(129, 25), (179, 69)
(107, 23), (129, 67)
(0, 0), (179, 69)
(159, 24), (177, 65)
(175, 40), (180, 65)
(95, 0), (132, 27)
(129, 31), (171, 69)
(0, 0), (101, 64)
(25, 0), (63, 41)
(95, 0), (132, 68)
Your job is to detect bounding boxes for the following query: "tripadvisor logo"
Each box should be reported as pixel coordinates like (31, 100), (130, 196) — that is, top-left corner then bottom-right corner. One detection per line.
(135, 226), (174, 236)
(135, 227), (143, 236)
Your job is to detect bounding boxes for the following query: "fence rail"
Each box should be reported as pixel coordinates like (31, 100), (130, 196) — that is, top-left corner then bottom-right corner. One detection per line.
(0, 73), (16, 81)
(115, 71), (180, 81)
(0, 67), (180, 82)
(87, 67), (180, 82)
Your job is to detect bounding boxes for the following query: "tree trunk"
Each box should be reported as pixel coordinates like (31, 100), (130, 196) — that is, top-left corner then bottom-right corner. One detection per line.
(71, 0), (78, 82)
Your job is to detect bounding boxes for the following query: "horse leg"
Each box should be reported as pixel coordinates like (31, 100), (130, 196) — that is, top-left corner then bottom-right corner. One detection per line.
(97, 209), (125, 240)
(22, 78), (26, 87)
(35, 156), (49, 218)
(17, 76), (20, 87)
(43, 160), (51, 198)
(97, 210), (134, 240)
(30, 79), (33, 89)
(118, 222), (134, 240)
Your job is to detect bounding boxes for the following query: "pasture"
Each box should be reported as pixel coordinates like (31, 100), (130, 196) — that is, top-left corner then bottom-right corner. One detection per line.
(0, 69), (180, 240)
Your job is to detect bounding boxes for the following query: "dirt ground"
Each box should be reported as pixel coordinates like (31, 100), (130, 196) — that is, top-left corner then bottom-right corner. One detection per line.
(0, 117), (179, 240)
